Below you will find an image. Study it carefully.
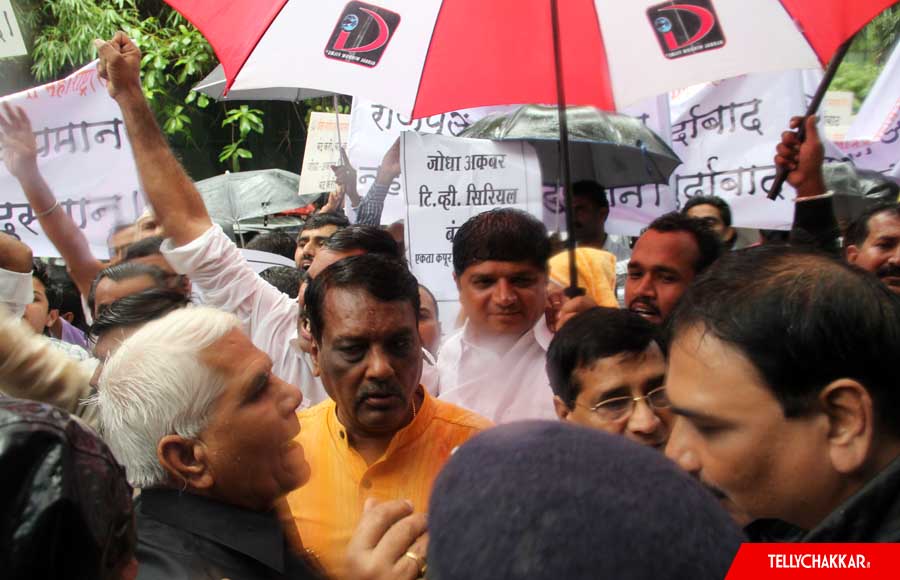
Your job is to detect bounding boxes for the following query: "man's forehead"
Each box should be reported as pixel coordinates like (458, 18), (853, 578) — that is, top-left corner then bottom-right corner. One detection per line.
(667, 325), (774, 416)
(200, 327), (268, 370)
(865, 211), (900, 241)
(579, 343), (666, 384)
(686, 204), (722, 221)
(323, 287), (416, 332)
(463, 259), (544, 277)
(299, 224), (339, 240)
(632, 230), (699, 270)
(308, 248), (363, 278)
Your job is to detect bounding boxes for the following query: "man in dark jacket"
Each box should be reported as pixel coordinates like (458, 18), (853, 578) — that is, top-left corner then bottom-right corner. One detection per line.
(776, 115), (900, 295)
(665, 245), (900, 541)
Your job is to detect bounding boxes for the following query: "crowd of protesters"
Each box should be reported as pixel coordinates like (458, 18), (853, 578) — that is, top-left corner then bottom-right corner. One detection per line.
(2, 31), (900, 580)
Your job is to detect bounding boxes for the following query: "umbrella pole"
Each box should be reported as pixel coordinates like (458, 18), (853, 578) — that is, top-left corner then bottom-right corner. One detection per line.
(550, 0), (584, 298)
(333, 94), (344, 151)
(767, 35), (855, 200)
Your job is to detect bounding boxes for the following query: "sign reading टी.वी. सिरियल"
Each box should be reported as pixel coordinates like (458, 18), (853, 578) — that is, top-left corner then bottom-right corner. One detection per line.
(401, 131), (543, 327)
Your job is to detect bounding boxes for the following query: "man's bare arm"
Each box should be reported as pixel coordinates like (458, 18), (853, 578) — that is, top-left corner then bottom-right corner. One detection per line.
(0, 104), (103, 294)
(95, 33), (212, 247)
(0, 230), (32, 273)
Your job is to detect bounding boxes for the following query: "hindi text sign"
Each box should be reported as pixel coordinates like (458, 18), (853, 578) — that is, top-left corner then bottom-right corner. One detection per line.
(348, 99), (516, 224)
(298, 112), (351, 196)
(0, 61), (144, 258)
(401, 132), (542, 315)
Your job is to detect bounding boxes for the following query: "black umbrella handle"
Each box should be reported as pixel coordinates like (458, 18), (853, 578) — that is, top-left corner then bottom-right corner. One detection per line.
(564, 283), (586, 298)
(550, 0), (585, 298)
(767, 35), (854, 200)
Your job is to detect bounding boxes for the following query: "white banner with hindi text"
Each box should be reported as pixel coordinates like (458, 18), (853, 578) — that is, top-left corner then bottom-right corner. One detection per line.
(347, 99), (515, 225)
(401, 132), (542, 325)
(298, 111), (351, 196)
(0, 61), (143, 258)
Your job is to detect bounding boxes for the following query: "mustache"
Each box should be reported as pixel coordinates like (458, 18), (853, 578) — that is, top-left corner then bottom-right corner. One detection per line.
(628, 297), (660, 314)
(354, 381), (406, 405)
(876, 264), (900, 279)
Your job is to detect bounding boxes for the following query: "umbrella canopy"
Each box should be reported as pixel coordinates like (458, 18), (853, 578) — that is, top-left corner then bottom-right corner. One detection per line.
(195, 168), (320, 225)
(461, 105), (680, 188)
(824, 161), (900, 224)
(164, 0), (898, 118)
(193, 64), (331, 102)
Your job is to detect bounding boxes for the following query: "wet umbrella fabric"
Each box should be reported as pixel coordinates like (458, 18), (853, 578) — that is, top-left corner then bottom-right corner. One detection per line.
(193, 64), (331, 103)
(164, 0), (897, 118)
(0, 398), (134, 580)
(460, 104), (680, 188)
(195, 169), (321, 226)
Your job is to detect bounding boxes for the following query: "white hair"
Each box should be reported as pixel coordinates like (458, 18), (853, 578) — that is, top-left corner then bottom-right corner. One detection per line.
(95, 306), (242, 488)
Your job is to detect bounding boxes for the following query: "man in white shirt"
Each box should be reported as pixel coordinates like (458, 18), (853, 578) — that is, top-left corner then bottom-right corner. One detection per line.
(437, 209), (583, 423)
(95, 33), (329, 405)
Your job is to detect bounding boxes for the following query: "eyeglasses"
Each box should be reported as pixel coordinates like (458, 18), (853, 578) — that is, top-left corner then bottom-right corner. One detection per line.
(578, 387), (671, 422)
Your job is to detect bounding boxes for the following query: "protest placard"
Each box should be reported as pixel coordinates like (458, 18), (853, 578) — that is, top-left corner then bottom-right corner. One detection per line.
(666, 69), (824, 230)
(823, 91), (856, 141)
(401, 132), (542, 327)
(0, 0), (26, 59)
(348, 99), (515, 225)
(0, 61), (144, 258)
(298, 111), (350, 196)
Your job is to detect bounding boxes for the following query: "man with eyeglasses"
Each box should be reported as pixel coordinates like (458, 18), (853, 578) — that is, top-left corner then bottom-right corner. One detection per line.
(546, 307), (671, 449)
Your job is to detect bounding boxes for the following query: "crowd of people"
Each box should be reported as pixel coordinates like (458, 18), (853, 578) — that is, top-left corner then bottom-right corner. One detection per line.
(2, 31), (900, 580)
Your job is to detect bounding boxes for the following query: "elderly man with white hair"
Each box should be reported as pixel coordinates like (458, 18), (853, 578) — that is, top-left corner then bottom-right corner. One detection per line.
(96, 305), (428, 580)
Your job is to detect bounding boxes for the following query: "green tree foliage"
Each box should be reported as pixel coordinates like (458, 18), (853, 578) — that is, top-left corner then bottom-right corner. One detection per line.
(833, 6), (900, 110)
(17, 1), (228, 157)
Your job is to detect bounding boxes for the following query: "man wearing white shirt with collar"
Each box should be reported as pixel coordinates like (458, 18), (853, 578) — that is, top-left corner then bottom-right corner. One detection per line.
(437, 209), (559, 423)
(96, 36), (329, 407)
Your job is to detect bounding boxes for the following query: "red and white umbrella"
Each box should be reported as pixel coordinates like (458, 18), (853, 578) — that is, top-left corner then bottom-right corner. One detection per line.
(165, 0), (897, 118)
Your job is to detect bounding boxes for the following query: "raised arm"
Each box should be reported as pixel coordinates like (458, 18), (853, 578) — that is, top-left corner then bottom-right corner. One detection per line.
(774, 115), (840, 253)
(0, 104), (103, 295)
(94, 33), (212, 247)
(355, 138), (401, 226)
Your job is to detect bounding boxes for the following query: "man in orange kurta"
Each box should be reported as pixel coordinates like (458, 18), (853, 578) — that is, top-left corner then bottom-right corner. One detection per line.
(286, 254), (491, 576)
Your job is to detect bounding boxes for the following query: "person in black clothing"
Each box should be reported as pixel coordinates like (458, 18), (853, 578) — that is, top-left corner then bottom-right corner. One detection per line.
(96, 305), (319, 580)
(665, 246), (900, 541)
(776, 115), (900, 290)
(0, 399), (136, 580)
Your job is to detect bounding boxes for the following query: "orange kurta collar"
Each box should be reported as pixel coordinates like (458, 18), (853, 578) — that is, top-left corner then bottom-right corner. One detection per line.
(323, 386), (435, 471)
